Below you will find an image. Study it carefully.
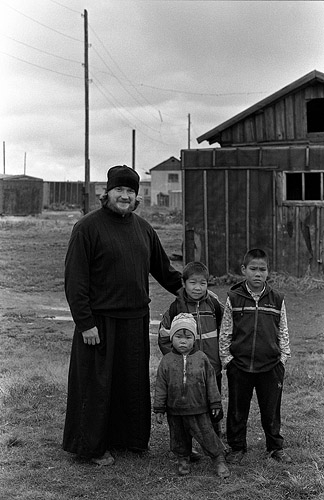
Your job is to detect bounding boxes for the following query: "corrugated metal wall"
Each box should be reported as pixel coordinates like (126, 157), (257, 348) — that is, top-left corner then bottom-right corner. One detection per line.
(183, 167), (275, 276)
(43, 182), (97, 210)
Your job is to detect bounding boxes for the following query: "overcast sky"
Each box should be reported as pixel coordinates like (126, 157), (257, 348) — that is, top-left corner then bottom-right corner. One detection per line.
(1, 0), (324, 182)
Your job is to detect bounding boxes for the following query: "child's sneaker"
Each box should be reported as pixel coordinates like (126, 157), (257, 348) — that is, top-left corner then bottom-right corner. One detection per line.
(270, 449), (292, 463)
(177, 457), (190, 476)
(225, 449), (244, 464)
(189, 449), (201, 462)
(214, 454), (230, 478)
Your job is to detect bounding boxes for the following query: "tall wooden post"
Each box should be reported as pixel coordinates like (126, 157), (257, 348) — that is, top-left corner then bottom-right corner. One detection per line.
(132, 129), (136, 170)
(188, 113), (191, 149)
(84, 9), (90, 214)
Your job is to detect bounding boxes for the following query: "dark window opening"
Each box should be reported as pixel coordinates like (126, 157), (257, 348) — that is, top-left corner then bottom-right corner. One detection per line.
(305, 172), (321, 200)
(286, 172), (302, 200)
(168, 173), (179, 183)
(307, 98), (324, 133)
(285, 171), (323, 201)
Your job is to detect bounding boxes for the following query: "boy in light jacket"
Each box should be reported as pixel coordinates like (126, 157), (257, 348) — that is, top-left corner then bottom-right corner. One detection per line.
(219, 248), (291, 465)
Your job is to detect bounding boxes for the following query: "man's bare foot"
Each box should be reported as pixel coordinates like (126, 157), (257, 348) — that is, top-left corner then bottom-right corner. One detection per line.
(91, 451), (115, 466)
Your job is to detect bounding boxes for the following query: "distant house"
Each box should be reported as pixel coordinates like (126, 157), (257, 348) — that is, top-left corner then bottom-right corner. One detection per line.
(150, 156), (181, 208)
(182, 69), (324, 277)
(139, 180), (151, 206)
(0, 174), (43, 215)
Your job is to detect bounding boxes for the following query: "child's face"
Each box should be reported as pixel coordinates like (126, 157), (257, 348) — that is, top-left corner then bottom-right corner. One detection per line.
(184, 273), (208, 301)
(172, 328), (195, 354)
(241, 258), (268, 292)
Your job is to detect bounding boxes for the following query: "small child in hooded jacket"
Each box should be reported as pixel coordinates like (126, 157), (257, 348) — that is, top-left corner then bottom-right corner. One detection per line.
(154, 313), (229, 478)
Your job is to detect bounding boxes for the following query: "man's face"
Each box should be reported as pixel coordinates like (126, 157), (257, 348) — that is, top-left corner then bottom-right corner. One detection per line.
(107, 186), (136, 215)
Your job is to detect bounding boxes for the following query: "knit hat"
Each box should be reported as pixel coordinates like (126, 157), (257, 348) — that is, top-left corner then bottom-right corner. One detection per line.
(106, 165), (140, 195)
(169, 313), (197, 341)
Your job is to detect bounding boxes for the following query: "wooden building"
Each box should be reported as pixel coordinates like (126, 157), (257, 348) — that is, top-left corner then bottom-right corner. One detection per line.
(182, 70), (324, 277)
(0, 174), (43, 215)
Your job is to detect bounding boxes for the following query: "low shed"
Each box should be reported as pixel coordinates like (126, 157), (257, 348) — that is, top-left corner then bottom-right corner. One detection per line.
(0, 175), (43, 215)
(182, 70), (324, 277)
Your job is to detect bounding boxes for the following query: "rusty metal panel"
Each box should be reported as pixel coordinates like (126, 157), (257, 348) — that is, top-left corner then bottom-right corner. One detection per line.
(237, 148), (259, 166)
(182, 149), (213, 169)
(227, 169), (248, 274)
(215, 148), (238, 166)
(183, 169), (206, 264)
(206, 169), (226, 276)
(182, 148), (323, 277)
(249, 169), (274, 262)
(276, 205), (324, 276)
(2, 179), (43, 215)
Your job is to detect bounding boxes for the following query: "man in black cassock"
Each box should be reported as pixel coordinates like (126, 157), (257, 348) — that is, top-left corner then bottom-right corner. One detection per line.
(63, 165), (182, 465)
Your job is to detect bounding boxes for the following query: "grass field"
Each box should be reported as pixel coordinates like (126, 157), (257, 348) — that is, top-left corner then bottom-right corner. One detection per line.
(0, 210), (323, 500)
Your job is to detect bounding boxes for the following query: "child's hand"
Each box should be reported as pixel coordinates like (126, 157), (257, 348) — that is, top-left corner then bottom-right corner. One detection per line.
(155, 413), (164, 424)
(210, 407), (224, 423)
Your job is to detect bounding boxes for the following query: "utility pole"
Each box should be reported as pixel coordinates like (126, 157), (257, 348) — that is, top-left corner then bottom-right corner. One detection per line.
(84, 9), (90, 214)
(3, 141), (5, 174)
(132, 129), (136, 170)
(24, 152), (26, 175)
(188, 113), (191, 149)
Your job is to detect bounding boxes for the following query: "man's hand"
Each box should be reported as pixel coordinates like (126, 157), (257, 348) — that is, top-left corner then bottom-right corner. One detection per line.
(82, 327), (100, 345)
(155, 413), (164, 424)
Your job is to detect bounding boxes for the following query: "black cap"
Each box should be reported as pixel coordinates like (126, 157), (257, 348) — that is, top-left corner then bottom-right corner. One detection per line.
(106, 165), (140, 195)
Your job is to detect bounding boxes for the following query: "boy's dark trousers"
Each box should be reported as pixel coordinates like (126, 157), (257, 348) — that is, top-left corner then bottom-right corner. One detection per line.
(167, 413), (223, 458)
(226, 362), (285, 452)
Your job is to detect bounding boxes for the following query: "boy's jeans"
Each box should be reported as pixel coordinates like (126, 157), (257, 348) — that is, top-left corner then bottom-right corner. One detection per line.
(226, 362), (285, 452)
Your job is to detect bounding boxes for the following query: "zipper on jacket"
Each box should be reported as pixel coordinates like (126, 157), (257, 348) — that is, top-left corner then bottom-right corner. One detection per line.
(183, 355), (187, 386)
(249, 299), (259, 371)
(196, 301), (203, 349)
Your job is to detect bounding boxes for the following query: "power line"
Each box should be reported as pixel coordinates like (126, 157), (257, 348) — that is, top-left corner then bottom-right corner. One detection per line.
(4, 2), (83, 43)
(90, 73), (162, 133)
(89, 24), (161, 121)
(1, 51), (83, 79)
(46, 0), (81, 14)
(91, 77), (175, 147)
(138, 82), (268, 97)
(2, 34), (82, 65)
(91, 46), (160, 123)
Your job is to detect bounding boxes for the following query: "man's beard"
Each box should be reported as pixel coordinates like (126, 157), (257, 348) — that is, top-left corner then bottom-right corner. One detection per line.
(106, 197), (135, 215)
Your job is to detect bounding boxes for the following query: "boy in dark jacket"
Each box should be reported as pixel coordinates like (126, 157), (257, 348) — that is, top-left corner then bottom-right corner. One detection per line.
(154, 313), (229, 478)
(219, 248), (291, 465)
(158, 261), (224, 436)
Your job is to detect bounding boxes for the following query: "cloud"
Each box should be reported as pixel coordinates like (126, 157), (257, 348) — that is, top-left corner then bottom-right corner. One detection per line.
(2, 0), (324, 181)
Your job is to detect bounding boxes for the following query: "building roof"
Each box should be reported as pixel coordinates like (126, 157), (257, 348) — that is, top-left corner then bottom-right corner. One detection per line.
(150, 156), (180, 172)
(0, 174), (43, 181)
(197, 69), (324, 145)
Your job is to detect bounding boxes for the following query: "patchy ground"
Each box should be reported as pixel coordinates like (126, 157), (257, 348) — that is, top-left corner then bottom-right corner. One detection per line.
(0, 210), (324, 500)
